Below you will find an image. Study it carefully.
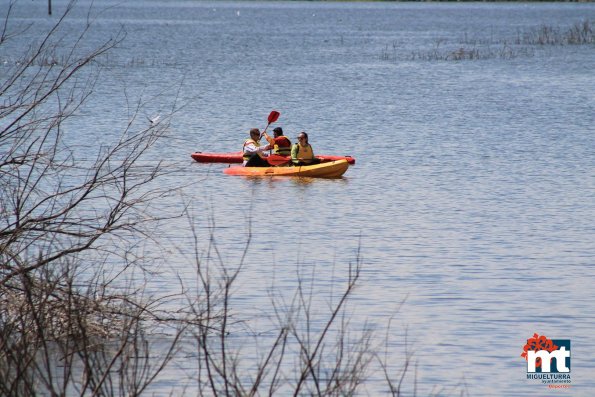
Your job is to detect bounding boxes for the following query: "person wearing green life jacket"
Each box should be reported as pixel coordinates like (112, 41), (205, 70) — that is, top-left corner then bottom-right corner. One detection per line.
(243, 128), (272, 167)
(291, 131), (321, 166)
(262, 127), (292, 156)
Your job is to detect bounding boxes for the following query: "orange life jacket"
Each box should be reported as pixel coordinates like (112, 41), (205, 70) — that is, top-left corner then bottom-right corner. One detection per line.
(273, 136), (292, 156)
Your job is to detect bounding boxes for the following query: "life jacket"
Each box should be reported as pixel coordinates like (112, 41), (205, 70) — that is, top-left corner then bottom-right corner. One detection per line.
(293, 143), (314, 163)
(273, 136), (292, 156)
(243, 138), (263, 161)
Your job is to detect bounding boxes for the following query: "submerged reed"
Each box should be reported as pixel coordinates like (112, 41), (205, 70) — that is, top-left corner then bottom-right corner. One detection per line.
(519, 20), (594, 46)
(381, 19), (594, 62)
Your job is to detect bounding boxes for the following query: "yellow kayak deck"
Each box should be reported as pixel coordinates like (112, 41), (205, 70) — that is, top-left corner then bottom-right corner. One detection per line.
(223, 159), (349, 178)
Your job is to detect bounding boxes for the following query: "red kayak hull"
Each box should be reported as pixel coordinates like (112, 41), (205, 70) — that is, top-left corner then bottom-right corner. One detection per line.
(191, 152), (243, 163)
(191, 152), (355, 165)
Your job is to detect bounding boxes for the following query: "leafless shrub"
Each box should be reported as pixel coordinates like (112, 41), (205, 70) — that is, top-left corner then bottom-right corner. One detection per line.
(1, 1), (182, 395)
(171, 213), (417, 396)
(1, 1), (457, 395)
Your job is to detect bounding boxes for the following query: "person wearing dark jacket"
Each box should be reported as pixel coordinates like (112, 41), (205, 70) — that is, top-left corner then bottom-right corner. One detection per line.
(262, 127), (292, 156)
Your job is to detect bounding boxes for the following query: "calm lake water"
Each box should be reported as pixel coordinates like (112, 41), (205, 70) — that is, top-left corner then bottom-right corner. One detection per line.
(4, 1), (595, 395)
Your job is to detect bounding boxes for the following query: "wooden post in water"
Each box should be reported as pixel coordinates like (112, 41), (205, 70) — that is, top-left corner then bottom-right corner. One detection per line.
(48, 0), (52, 16)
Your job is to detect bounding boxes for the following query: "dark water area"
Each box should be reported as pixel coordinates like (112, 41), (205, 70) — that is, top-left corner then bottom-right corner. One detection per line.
(2, 1), (594, 395)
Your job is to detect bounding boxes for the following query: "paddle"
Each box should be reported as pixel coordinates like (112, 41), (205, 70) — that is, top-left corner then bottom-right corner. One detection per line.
(266, 154), (292, 166)
(262, 110), (280, 136)
(260, 110), (281, 160)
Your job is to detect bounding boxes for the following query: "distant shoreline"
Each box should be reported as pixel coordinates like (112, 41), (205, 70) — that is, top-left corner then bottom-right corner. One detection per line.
(234, 0), (595, 2)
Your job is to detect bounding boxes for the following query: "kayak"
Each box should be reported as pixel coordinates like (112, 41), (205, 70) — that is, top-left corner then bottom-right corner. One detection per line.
(191, 152), (243, 163)
(224, 160), (349, 178)
(223, 160), (349, 178)
(191, 151), (355, 165)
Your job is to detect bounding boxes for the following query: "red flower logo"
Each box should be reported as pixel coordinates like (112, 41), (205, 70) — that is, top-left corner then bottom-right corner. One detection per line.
(521, 333), (558, 368)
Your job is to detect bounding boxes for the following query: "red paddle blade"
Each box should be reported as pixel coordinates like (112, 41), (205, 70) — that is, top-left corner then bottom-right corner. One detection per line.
(267, 154), (291, 166)
(268, 110), (280, 124)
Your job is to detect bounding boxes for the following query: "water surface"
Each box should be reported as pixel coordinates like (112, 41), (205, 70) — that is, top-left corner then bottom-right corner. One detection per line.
(3, 1), (594, 395)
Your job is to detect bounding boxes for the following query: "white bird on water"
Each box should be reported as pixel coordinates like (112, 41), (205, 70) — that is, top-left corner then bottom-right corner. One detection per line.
(147, 115), (161, 125)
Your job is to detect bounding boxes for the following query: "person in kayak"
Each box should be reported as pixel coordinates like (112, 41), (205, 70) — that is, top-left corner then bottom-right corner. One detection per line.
(243, 128), (272, 167)
(262, 127), (292, 156)
(291, 132), (321, 166)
